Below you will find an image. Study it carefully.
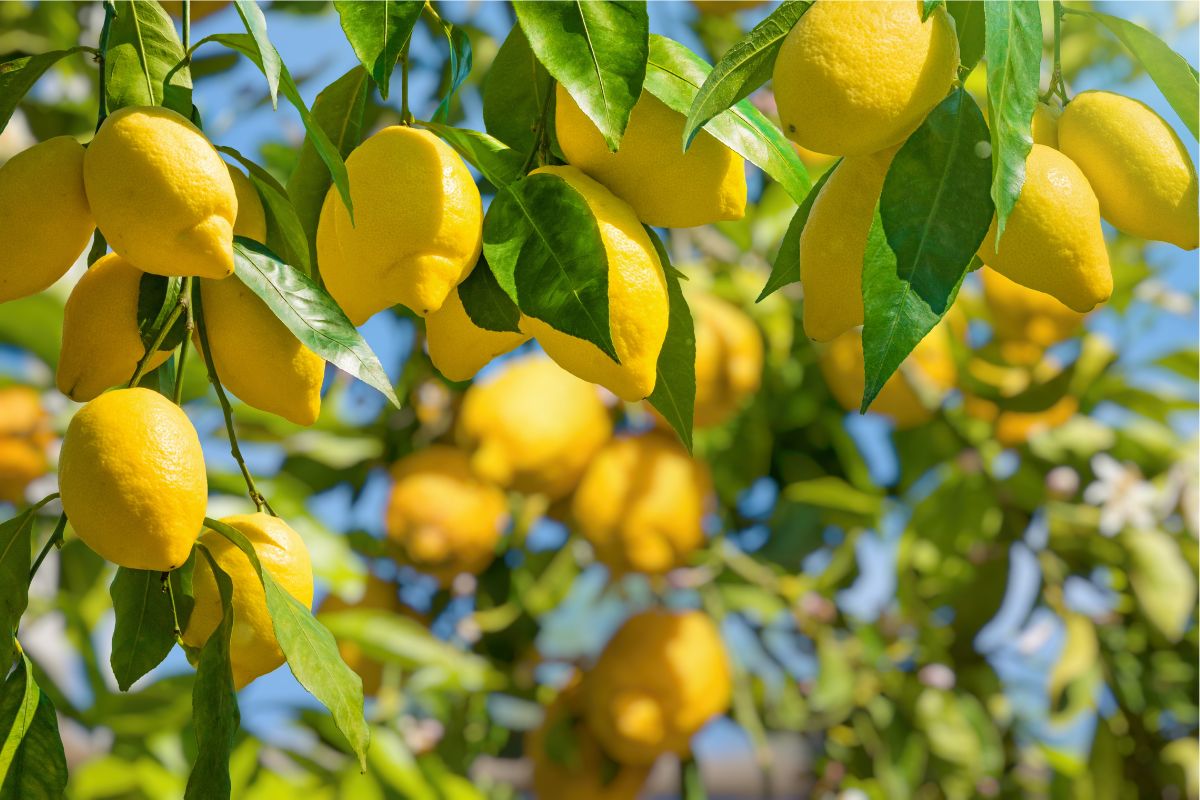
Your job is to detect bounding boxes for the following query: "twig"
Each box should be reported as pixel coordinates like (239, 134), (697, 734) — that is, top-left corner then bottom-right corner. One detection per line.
(1040, 1), (1070, 104)
(173, 276), (194, 404)
(127, 300), (185, 388)
(29, 513), (68, 581)
(181, 0), (190, 52)
(399, 41), (412, 125)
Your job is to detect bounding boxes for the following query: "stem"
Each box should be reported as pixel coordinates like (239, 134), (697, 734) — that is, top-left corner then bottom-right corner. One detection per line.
(127, 300), (185, 388)
(163, 572), (183, 638)
(30, 513), (68, 581)
(521, 80), (553, 174)
(181, 0), (191, 51)
(1041, 1), (1069, 104)
(173, 277), (194, 404)
(399, 42), (412, 125)
(95, 2), (114, 132)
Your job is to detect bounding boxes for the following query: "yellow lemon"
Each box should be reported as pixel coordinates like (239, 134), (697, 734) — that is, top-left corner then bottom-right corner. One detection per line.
(84, 106), (237, 279)
(1059, 91), (1198, 250)
(819, 324), (956, 430)
(520, 166), (669, 401)
(56, 253), (171, 402)
(981, 267), (1085, 365)
(0, 136), (94, 303)
(183, 513), (313, 689)
(585, 609), (732, 766)
(457, 356), (612, 501)
(773, 1), (958, 156)
(977, 144), (1112, 313)
(963, 393), (1078, 447)
(555, 86), (746, 228)
(1032, 102), (1061, 149)
(0, 388), (53, 505)
(425, 286), (530, 382)
(385, 445), (509, 586)
(226, 164), (267, 242)
(793, 143), (837, 173)
(572, 432), (711, 576)
(318, 574), (408, 696)
(58, 388), (207, 571)
(323, 126), (482, 322)
(799, 147), (896, 342)
(689, 292), (763, 427)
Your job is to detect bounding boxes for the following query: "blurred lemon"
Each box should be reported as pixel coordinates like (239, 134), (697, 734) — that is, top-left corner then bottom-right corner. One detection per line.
(0, 388), (54, 505)
(981, 268), (1085, 366)
(426, 286), (530, 382)
(963, 393), (1078, 448)
(689, 291), (763, 427)
(225, 164), (267, 242)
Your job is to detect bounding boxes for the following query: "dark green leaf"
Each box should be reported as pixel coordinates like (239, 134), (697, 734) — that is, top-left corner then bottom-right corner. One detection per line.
(0, 49), (87, 133)
(645, 35), (809, 204)
(230, 239), (400, 407)
(0, 511), (35, 673)
(0, 656), (38, 779)
(205, 518), (369, 770)
(218, 146), (312, 275)
(482, 173), (616, 361)
(104, 0), (192, 117)
(0, 659), (65, 800)
(683, 0), (811, 149)
(982, 0), (1040, 242)
(458, 257), (522, 334)
(137, 273), (187, 353)
(418, 122), (524, 189)
(757, 160), (838, 301)
(862, 89), (992, 411)
(432, 21), (473, 123)
(110, 563), (190, 692)
(233, 0), (281, 109)
(512, 0), (648, 150)
(948, 1), (985, 73)
(333, 0), (422, 99)
(644, 228), (695, 451)
(922, 0), (944, 22)
(482, 25), (552, 158)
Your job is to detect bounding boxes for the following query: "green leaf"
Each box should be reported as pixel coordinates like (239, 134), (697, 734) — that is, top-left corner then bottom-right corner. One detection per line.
(0, 510), (36, 673)
(644, 34), (809, 204)
(681, 757), (708, 800)
(644, 228), (695, 451)
(757, 159), (838, 301)
(922, 0), (944, 22)
(0, 659), (65, 800)
(861, 88), (992, 411)
(0, 294), (62, 369)
(481, 173), (616, 361)
(184, 547), (239, 800)
(418, 122), (524, 189)
(512, 0), (649, 151)
(0, 48), (87, 133)
(218, 146), (312, 275)
(982, 0), (1040, 242)
(432, 20), (473, 123)
(458, 257), (522, 334)
(104, 0), (192, 117)
(1071, 9), (1199, 140)
(948, 1), (985, 73)
(136, 273), (187, 353)
(333, 0), (422, 100)
(1125, 529), (1197, 642)
(482, 25), (552, 158)
(205, 518), (369, 770)
(230, 239), (400, 408)
(0, 656), (38, 780)
(109, 562), (192, 692)
(682, 0), (811, 149)
(233, 0), (281, 109)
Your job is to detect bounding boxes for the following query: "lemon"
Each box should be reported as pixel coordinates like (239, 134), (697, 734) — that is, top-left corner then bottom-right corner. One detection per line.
(425, 287), (530, 382)
(322, 126), (482, 322)
(799, 147), (895, 342)
(773, 1), (958, 156)
(183, 513), (313, 689)
(318, 574), (406, 696)
(56, 253), (172, 402)
(226, 164), (267, 242)
(572, 433), (711, 576)
(84, 106), (237, 279)
(981, 267), (1085, 366)
(585, 609), (732, 766)
(1059, 91), (1198, 250)
(963, 393), (1078, 447)
(457, 355), (612, 501)
(0, 136), (94, 304)
(1032, 102), (1061, 149)
(520, 166), (669, 401)
(385, 445), (509, 586)
(555, 86), (746, 228)
(793, 143), (837, 173)
(58, 388), (207, 571)
(0, 388), (53, 505)
(819, 324), (956, 430)
(689, 292), (763, 427)
(977, 144), (1112, 313)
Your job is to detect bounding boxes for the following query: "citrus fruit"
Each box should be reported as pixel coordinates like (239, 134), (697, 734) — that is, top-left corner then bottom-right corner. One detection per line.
(226, 164), (267, 242)
(689, 291), (763, 427)
(0, 388), (53, 505)
(981, 267), (1085, 366)
(425, 287), (530, 382)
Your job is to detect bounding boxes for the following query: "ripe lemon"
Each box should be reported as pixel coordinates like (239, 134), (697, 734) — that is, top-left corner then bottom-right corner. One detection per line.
(318, 574), (408, 696)
(226, 164), (267, 242)
(977, 144), (1112, 313)
(425, 287), (530, 382)
(385, 445), (509, 586)
(0, 136), (94, 303)
(963, 393), (1078, 447)
(773, 1), (958, 156)
(457, 356), (612, 501)
(0, 388), (53, 505)
(322, 126), (482, 322)
(1059, 91), (1198, 250)
(981, 267), (1085, 366)
(58, 388), (207, 571)
(84, 106), (237, 279)
(819, 324), (956, 430)
(1031, 102), (1062, 149)
(585, 609), (732, 766)
(520, 166), (669, 401)
(572, 433), (711, 576)
(56, 253), (172, 402)
(689, 292), (763, 427)
(183, 513), (313, 689)
(555, 85), (746, 228)
(799, 147), (896, 342)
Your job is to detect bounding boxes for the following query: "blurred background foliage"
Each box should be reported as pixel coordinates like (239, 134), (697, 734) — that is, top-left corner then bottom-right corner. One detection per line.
(0, 1), (1196, 798)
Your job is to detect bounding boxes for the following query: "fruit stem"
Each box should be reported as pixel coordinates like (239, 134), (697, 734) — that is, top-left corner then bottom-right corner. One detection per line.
(399, 40), (412, 125)
(1041, 1), (1070, 105)
(128, 297), (186, 388)
(94, 1), (114, 133)
(181, 0), (191, 52)
(29, 513), (68, 581)
(522, 79), (554, 174)
(163, 571), (183, 638)
(173, 277), (195, 405)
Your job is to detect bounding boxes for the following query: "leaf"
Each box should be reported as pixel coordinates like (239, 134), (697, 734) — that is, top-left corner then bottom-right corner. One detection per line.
(1072, 9), (1199, 140)
(0, 49), (87, 133)
(482, 25), (552, 158)
(681, 757), (708, 800)
(1048, 613), (1098, 704)
(432, 20), (473, 123)
(861, 88), (992, 410)
(231, 239), (400, 407)
(644, 35), (809, 204)
(512, 0), (649, 150)
(0, 511), (36, 672)
(1125, 529), (1197, 642)
(683, 0), (812, 149)
(757, 159), (838, 301)
(644, 228), (695, 451)
(418, 122), (524, 189)
(109, 565), (188, 692)
(948, 0), (985, 73)
(136, 273), (187, 352)
(0, 656), (38, 779)
(458, 257), (522, 334)
(218, 146), (312, 275)
(205, 518), (369, 769)
(184, 547), (239, 800)
(333, 0), (422, 100)
(482, 173), (616, 361)
(104, 0), (192, 117)
(0, 659), (65, 800)
(982, 0), (1041, 242)
(233, 0), (281, 109)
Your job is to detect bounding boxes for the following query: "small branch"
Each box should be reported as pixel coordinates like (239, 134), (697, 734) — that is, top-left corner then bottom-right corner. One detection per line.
(30, 513), (68, 581)
(163, 572), (183, 638)
(95, 1), (115, 132)
(181, 0), (191, 52)
(173, 277), (194, 404)
(399, 41), (412, 125)
(127, 300), (184, 388)
(1041, 1), (1069, 104)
